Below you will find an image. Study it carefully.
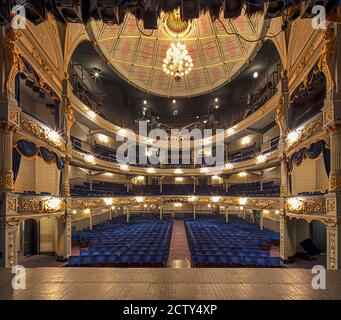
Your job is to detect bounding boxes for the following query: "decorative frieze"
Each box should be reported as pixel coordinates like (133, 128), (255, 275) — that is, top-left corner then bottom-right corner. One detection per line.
(0, 172), (14, 191)
(18, 197), (66, 214)
(285, 115), (323, 153)
(329, 174), (341, 192)
(20, 114), (66, 152)
(286, 196), (325, 215)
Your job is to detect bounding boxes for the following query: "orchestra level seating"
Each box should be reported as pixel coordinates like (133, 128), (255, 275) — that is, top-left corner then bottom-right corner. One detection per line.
(185, 215), (281, 268)
(68, 215), (172, 267)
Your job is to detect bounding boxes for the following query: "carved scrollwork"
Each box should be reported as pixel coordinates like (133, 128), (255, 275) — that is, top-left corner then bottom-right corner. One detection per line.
(0, 172), (14, 191)
(285, 115), (323, 152)
(18, 197), (66, 214)
(329, 174), (341, 192)
(286, 198), (325, 215)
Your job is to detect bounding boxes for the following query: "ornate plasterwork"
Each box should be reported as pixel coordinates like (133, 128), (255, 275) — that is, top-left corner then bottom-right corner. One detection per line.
(285, 115), (323, 153)
(328, 231), (336, 269)
(0, 172), (14, 191)
(327, 199), (336, 214)
(329, 174), (341, 192)
(286, 197), (325, 215)
(6, 199), (17, 212)
(72, 199), (104, 209)
(20, 114), (66, 152)
(248, 199), (280, 210)
(18, 198), (66, 214)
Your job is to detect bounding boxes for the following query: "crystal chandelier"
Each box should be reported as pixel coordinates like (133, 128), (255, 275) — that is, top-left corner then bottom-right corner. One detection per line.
(163, 41), (193, 82)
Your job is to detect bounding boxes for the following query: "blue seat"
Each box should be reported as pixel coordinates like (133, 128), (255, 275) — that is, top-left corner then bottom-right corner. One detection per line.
(242, 256), (255, 266)
(80, 256), (92, 266)
(229, 256), (241, 266)
(68, 256), (80, 266)
(255, 257), (269, 267)
(93, 255), (106, 266)
(269, 257), (281, 267)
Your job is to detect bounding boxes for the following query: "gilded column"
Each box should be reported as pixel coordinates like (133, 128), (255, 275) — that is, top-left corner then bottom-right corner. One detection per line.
(61, 156), (71, 197)
(328, 124), (341, 193)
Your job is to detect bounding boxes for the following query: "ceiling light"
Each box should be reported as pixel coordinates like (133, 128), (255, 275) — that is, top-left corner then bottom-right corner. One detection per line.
(287, 131), (299, 143)
(215, 105), (219, 109)
(225, 163), (234, 170)
(253, 71), (259, 78)
(47, 130), (60, 143)
(146, 167), (156, 174)
(215, 97), (219, 103)
(163, 41), (193, 82)
(92, 67), (101, 79)
(175, 177), (184, 182)
(172, 99), (176, 104)
(241, 136), (251, 145)
(120, 164), (129, 171)
(256, 154), (267, 164)
(238, 171), (247, 177)
(174, 168), (183, 174)
(143, 100), (147, 105)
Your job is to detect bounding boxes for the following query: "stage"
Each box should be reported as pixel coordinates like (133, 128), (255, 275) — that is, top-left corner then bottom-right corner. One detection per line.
(0, 267), (340, 300)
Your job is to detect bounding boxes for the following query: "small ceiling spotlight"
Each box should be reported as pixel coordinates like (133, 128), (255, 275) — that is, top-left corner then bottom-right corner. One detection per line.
(172, 99), (176, 104)
(143, 100), (147, 105)
(215, 105), (219, 109)
(92, 67), (102, 79)
(253, 71), (259, 79)
(215, 97), (219, 103)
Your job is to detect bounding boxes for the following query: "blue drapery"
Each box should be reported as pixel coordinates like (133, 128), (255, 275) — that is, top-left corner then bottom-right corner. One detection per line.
(12, 149), (21, 183)
(14, 139), (64, 171)
(288, 140), (330, 176)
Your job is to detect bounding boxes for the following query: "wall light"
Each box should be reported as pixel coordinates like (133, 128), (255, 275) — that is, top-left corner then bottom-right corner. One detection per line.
(146, 167), (156, 174)
(98, 134), (109, 143)
(72, 209), (77, 214)
(135, 196), (144, 203)
(172, 99), (176, 104)
(241, 136), (251, 146)
(175, 177), (184, 183)
(200, 167), (209, 174)
(215, 97), (219, 103)
(120, 164), (129, 171)
(174, 203), (183, 207)
(212, 196), (221, 203)
(227, 128), (235, 136)
(46, 198), (61, 210)
(86, 109), (97, 120)
(262, 209), (270, 214)
(136, 176), (145, 181)
(287, 198), (302, 210)
(239, 197), (248, 205)
(238, 171), (247, 177)
(188, 196), (197, 202)
(104, 197), (113, 206)
(287, 131), (299, 143)
(84, 154), (96, 165)
(225, 163), (234, 170)
(47, 130), (60, 143)
(174, 168), (183, 174)
(84, 208), (91, 214)
(256, 154), (267, 164)
(143, 100), (147, 105)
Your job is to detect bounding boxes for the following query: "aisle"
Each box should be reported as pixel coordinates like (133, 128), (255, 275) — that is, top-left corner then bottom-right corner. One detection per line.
(167, 219), (191, 268)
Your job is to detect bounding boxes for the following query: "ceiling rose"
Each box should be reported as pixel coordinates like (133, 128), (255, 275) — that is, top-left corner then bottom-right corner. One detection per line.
(89, 11), (265, 97)
(163, 10), (192, 37)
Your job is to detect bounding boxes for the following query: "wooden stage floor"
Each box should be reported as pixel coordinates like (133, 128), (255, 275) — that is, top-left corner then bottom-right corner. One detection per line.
(0, 267), (341, 300)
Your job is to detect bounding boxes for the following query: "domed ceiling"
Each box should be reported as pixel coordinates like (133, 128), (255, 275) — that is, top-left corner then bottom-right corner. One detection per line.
(88, 10), (265, 98)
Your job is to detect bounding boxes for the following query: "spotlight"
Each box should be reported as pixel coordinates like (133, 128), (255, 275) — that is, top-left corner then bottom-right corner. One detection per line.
(224, 0), (242, 18)
(143, 9), (158, 30)
(172, 99), (176, 104)
(265, 0), (288, 19)
(97, 0), (121, 25)
(55, 0), (82, 23)
(143, 100), (147, 105)
(215, 97), (219, 103)
(92, 67), (101, 79)
(246, 0), (264, 15)
(253, 71), (259, 78)
(181, 0), (200, 20)
(23, 0), (46, 25)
